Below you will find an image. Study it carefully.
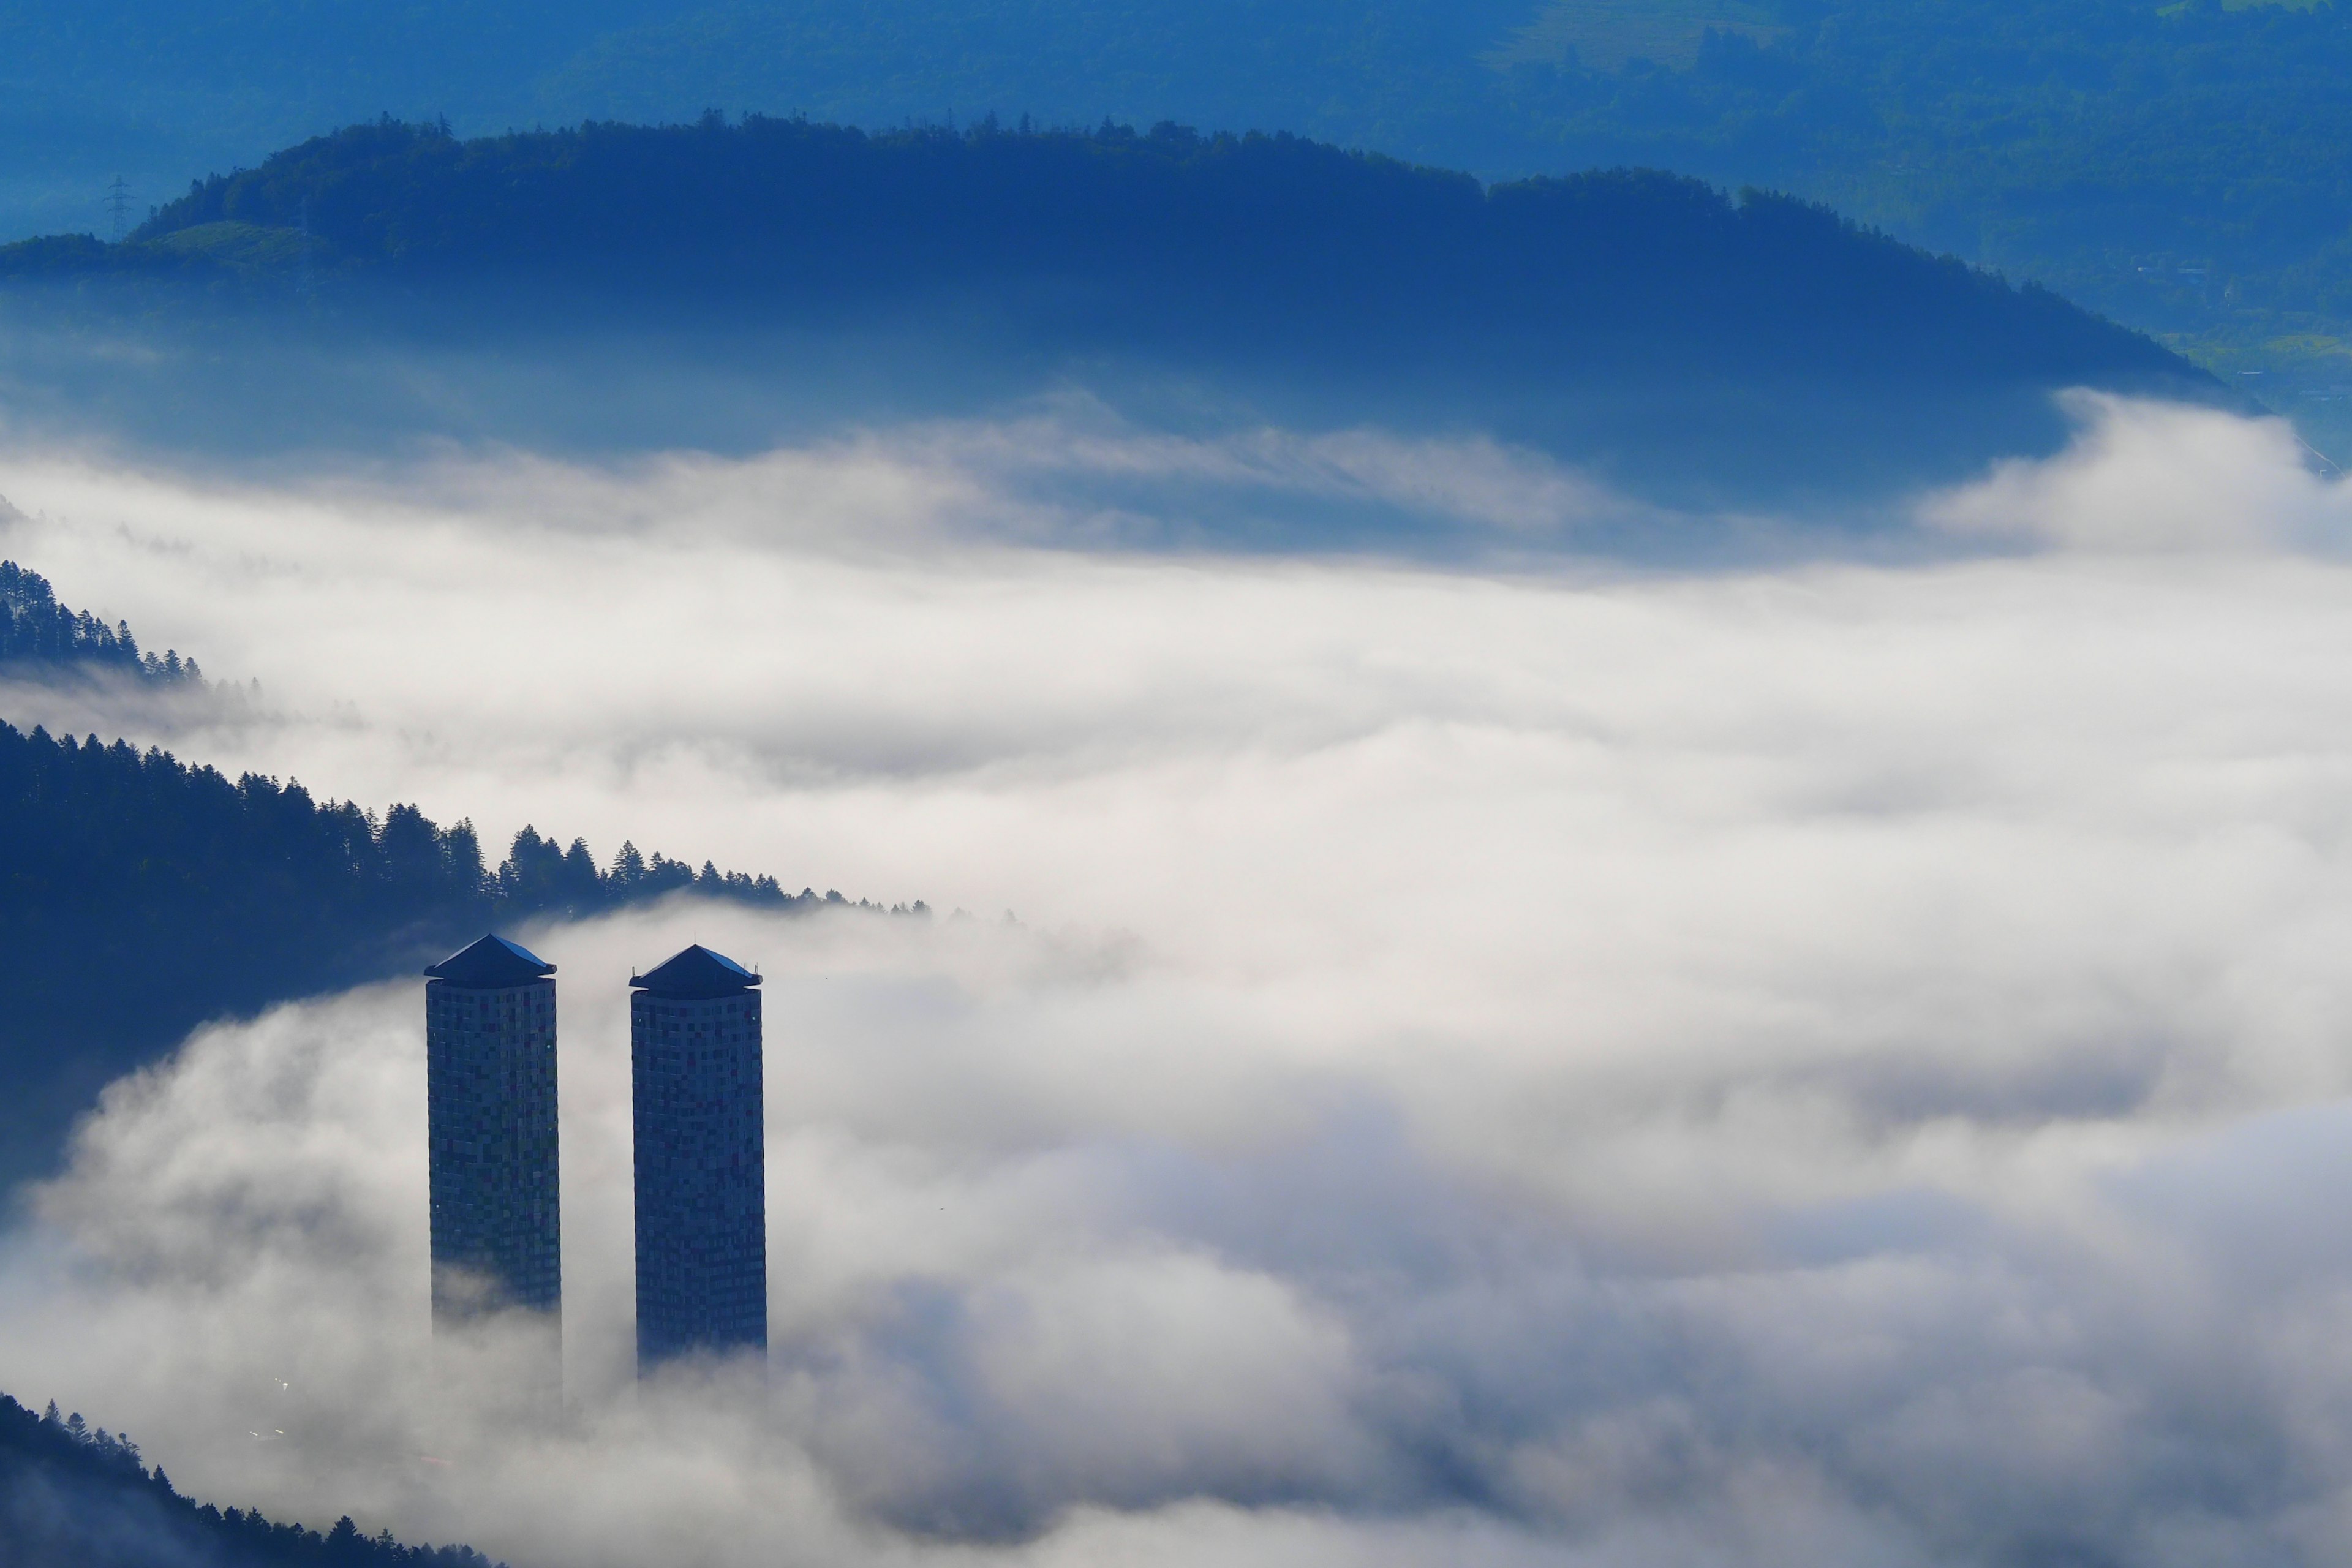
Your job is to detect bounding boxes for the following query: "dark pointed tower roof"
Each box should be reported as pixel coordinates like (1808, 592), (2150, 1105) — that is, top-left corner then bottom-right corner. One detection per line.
(424, 933), (556, 986)
(632, 943), (760, 998)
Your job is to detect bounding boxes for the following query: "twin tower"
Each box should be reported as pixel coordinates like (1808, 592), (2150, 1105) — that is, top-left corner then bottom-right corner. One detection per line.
(422, 933), (767, 1373)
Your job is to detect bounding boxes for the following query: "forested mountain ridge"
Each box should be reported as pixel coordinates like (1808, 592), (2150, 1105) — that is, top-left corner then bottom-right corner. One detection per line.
(55, 116), (2195, 394)
(1, 2), (2343, 360)
(0, 1392), (500, 1567)
(1, 559), (208, 686)
(0, 715), (921, 1189)
(1483, 0), (2352, 447)
(2, 1), (2348, 450)
(0, 116), (2222, 508)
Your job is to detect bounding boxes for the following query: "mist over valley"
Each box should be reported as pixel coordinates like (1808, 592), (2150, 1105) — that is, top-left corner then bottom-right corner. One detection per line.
(4, 18), (2352, 1567)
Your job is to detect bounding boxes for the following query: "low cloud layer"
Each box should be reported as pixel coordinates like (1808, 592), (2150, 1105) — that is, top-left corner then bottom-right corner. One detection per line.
(6, 399), (2352, 1564)
(1924, 391), (2352, 551)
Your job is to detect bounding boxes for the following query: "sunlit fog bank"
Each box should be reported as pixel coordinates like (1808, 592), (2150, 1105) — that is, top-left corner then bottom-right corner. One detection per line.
(11, 394), (2352, 1564)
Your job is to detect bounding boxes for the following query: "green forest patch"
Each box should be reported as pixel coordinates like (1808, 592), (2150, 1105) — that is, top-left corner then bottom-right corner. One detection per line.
(145, 220), (307, 273)
(2163, 329), (2352, 463)
(1490, 0), (1784, 72)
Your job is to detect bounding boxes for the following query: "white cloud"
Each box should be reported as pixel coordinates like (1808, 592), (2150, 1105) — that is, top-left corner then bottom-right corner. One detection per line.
(7, 396), (2352, 1562)
(1923, 390), (2351, 551)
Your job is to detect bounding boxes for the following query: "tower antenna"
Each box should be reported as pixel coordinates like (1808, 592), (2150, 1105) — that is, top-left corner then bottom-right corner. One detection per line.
(104, 176), (132, 243)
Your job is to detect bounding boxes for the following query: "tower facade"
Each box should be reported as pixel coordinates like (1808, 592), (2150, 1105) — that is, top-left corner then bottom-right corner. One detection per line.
(631, 943), (767, 1369)
(424, 935), (562, 1324)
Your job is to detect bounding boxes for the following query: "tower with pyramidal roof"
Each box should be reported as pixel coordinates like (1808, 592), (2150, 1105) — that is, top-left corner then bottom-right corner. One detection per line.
(631, 943), (767, 1369)
(424, 934), (563, 1333)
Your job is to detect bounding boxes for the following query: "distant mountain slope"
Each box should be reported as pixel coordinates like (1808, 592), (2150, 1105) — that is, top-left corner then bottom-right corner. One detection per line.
(83, 117), (2188, 395)
(0, 0), (1513, 243)
(2, 2), (2344, 360)
(7, 0), (2352, 457)
(0, 1393), (498, 1567)
(0, 117), (2220, 505)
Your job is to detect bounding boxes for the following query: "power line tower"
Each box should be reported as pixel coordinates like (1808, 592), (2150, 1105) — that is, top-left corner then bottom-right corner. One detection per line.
(104, 176), (132, 243)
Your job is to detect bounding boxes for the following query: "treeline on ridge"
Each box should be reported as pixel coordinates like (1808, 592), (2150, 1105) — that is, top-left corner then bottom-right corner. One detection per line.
(0, 1392), (499, 1567)
(2, 560), (206, 687)
(0, 716), (917, 1187)
(4, 115), (2196, 391)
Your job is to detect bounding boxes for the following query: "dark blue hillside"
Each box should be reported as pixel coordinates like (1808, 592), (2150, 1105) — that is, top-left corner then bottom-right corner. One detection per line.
(0, 713), (921, 1191)
(1, 0), (2347, 440)
(1, 560), (206, 687)
(0, 117), (2222, 510)
(105, 116), (2188, 394)
(0, 1393), (499, 1567)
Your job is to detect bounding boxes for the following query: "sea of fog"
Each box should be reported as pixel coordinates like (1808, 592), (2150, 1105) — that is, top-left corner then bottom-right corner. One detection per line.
(6, 393), (2352, 1564)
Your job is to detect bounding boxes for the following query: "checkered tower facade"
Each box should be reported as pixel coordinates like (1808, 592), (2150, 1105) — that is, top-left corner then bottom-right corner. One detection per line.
(424, 950), (562, 1322)
(631, 946), (767, 1368)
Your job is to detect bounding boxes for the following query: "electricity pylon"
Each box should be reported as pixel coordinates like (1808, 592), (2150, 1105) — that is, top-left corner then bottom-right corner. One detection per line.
(104, 176), (132, 243)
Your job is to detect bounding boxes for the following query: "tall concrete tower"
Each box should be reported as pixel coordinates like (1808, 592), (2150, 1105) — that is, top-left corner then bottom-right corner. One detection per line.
(631, 943), (766, 1370)
(424, 935), (562, 1328)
